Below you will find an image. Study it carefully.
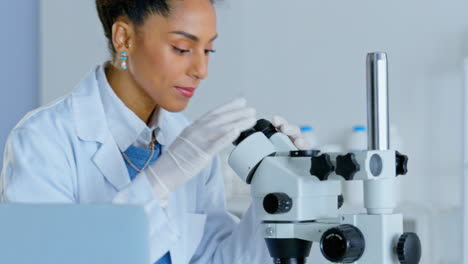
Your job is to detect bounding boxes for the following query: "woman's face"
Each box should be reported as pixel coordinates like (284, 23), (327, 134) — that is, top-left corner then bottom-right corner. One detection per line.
(127, 0), (217, 112)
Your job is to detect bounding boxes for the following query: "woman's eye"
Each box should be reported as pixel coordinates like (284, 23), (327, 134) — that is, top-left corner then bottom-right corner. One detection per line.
(173, 46), (190, 54)
(205, 49), (216, 55)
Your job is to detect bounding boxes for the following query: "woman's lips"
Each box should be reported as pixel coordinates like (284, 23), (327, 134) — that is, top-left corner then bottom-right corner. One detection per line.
(175, 86), (196, 98)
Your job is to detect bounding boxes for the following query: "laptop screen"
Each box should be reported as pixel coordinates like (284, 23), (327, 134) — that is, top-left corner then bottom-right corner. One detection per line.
(0, 204), (150, 264)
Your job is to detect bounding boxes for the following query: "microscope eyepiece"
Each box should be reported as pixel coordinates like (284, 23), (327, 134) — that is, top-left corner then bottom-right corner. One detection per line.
(232, 128), (256, 146)
(254, 119), (277, 138)
(232, 119), (277, 146)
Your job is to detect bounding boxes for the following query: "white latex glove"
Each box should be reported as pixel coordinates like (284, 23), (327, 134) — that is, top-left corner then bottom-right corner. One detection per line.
(147, 98), (256, 205)
(271, 115), (312, 150)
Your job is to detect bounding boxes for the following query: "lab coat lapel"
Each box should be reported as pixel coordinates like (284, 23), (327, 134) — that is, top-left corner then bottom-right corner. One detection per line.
(92, 139), (131, 191)
(72, 66), (130, 191)
(72, 67), (107, 143)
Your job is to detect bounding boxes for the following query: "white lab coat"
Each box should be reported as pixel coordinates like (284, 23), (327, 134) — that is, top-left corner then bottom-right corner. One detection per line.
(0, 66), (270, 263)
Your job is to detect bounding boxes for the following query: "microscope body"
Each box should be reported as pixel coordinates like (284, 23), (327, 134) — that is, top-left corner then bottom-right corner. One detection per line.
(228, 53), (421, 264)
(229, 130), (413, 263)
(253, 153), (404, 264)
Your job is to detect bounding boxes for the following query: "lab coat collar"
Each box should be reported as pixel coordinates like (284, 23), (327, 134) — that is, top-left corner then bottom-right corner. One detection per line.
(154, 108), (172, 147)
(72, 66), (108, 143)
(96, 63), (148, 152)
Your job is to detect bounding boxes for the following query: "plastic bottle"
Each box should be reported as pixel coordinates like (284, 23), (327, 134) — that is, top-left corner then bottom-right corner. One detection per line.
(342, 125), (367, 209)
(347, 125), (367, 152)
(300, 125), (318, 149)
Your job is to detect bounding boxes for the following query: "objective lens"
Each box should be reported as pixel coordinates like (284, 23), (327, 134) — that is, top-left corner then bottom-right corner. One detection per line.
(272, 258), (306, 264)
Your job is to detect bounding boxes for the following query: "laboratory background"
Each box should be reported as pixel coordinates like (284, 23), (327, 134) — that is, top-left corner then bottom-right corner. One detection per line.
(1, 0), (468, 263)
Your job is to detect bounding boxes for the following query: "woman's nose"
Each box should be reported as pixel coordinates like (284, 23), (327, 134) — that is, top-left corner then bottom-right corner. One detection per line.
(189, 53), (209, 80)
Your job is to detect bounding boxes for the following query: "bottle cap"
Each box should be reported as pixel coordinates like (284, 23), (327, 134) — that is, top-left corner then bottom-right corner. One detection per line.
(353, 125), (366, 132)
(301, 125), (314, 132)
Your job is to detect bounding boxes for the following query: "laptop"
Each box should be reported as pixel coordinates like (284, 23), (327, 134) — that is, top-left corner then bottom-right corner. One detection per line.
(0, 204), (150, 264)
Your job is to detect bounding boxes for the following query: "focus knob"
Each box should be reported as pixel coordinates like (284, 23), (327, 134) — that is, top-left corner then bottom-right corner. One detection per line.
(338, 194), (344, 209)
(320, 224), (365, 263)
(336, 153), (360, 180)
(397, 232), (421, 264)
(396, 151), (409, 176)
(263, 193), (293, 214)
(310, 153), (334, 181)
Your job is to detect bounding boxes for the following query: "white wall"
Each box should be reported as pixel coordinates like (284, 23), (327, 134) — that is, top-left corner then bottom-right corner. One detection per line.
(0, 1), (39, 170)
(40, 0), (108, 104)
(41, 0), (468, 262)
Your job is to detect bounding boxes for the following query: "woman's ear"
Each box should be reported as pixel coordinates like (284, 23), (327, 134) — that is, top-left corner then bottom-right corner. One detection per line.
(111, 18), (135, 54)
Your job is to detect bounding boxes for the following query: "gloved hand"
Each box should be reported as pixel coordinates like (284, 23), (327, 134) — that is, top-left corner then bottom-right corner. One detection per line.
(271, 115), (312, 150)
(147, 98), (256, 204)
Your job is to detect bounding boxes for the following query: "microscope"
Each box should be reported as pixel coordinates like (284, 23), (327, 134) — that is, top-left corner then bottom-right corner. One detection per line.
(228, 53), (422, 264)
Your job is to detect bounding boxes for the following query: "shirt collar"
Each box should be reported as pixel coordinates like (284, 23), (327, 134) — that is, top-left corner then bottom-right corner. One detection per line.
(96, 63), (159, 152)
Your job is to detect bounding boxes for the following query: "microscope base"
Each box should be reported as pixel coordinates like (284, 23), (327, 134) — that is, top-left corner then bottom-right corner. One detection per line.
(263, 213), (404, 263)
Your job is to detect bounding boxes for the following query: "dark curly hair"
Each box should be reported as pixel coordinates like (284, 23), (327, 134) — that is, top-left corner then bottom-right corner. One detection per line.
(96, 0), (214, 53)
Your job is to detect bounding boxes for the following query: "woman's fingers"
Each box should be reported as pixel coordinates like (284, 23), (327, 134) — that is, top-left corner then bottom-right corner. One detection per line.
(293, 137), (312, 151)
(272, 115), (301, 139)
(272, 115), (313, 150)
(208, 117), (257, 154)
(271, 115), (287, 128)
(278, 123), (301, 140)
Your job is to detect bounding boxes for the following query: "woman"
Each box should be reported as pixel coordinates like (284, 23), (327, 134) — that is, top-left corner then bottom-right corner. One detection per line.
(1, 0), (310, 263)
